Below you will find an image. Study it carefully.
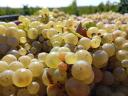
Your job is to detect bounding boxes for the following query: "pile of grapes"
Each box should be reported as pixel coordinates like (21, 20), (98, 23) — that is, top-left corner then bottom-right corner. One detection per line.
(1, 8), (128, 96)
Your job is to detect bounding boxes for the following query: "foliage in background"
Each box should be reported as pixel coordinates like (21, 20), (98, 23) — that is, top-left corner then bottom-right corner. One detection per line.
(0, 0), (127, 16)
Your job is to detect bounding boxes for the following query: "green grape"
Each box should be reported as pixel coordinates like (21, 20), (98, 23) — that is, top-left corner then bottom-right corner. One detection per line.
(63, 33), (78, 45)
(17, 29), (26, 38)
(27, 28), (38, 40)
(96, 22), (104, 29)
(115, 37), (126, 49)
(12, 68), (33, 87)
(102, 33), (113, 43)
(28, 61), (44, 77)
(2, 54), (17, 64)
(102, 43), (116, 57)
(45, 52), (61, 68)
(29, 21), (41, 28)
(0, 25), (7, 35)
(19, 55), (31, 68)
(50, 47), (60, 52)
(78, 37), (91, 50)
(27, 53), (34, 59)
(42, 68), (56, 86)
(41, 29), (48, 39)
(20, 37), (27, 44)
(53, 69), (67, 83)
(121, 59), (128, 68)
(80, 70), (94, 84)
(38, 52), (48, 62)
(0, 61), (8, 72)
(17, 88), (31, 96)
(46, 28), (58, 39)
(0, 70), (14, 87)
(91, 37), (101, 48)
(7, 50), (21, 58)
(24, 43), (31, 51)
(65, 52), (77, 64)
(50, 34), (63, 44)
(92, 50), (109, 68)
(7, 37), (19, 48)
(27, 81), (40, 95)
(3, 85), (16, 96)
(122, 42), (128, 51)
(65, 78), (90, 96)
(87, 27), (98, 38)
(113, 67), (127, 82)
(116, 50), (128, 61)
(71, 60), (93, 80)
(19, 47), (27, 55)
(75, 50), (92, 64)
(9, 61), (24, 71)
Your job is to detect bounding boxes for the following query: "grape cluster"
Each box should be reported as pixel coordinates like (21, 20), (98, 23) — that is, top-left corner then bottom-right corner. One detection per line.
(0, 8), (128, 96)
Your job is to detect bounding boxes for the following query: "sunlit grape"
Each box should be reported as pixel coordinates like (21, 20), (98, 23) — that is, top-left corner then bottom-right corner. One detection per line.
(0, 61), (9, 72)
(2, 54), (17, 64)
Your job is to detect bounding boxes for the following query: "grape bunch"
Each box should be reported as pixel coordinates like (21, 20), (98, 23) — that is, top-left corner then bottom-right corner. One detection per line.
(0, 8), (128, 96)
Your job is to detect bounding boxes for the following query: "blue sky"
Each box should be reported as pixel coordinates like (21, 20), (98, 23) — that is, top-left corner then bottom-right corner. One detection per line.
(0, 0), (120, 8)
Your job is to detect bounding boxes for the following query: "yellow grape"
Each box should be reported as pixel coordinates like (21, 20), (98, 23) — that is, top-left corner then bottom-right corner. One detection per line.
(0, 61), (9, 72)
(0, 25), (7, 35)
(18, 47), (27, 55)
(38, 52), (48, 61)
(87, 27), (98, 38)
(9, 61), (24, 71)
(75, 50), (92, 64)
(65, 52), (77, 64)
(27, 28), (38, 40)
(2, 54), (17, 64)
(46, 28), (58, 39)
(12, 68), (33, 87)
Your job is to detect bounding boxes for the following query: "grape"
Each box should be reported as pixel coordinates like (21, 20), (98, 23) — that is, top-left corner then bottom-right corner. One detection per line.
(102, 43), (116, 57)
(0, 25), (7, 35)
(97, 29), (106, 36)
(46, 28), (58, 39)
(47, 84), (65, 96)
(63, 33), (78, 45)
(96, 22), (104, 29)
(102, 71), (114, 85)
(113, 67), (127, 82)
(45, 52), (61, 68)
(91, 37), (101, 48)
(28, 61), (44, 77)
(93, 68), (103, 83)
(92, 50), (109, 68)
(65, 52), (77, 64)
(0, 44), (10, 55)
(71, 60), (93, 80)
(0, 70), (14, 87)
(116, 50), (128, 61)
(53, 69), (67, 83)
(121, 59), (128, 68)
(17, 88), (31, 96)
(18, 47), (27, 55)
(2, 54), (17, 64)
(122, 42), (128, 51)
(20, 37), (27, 44)
(7, 50), (21, 58)
(12, 68), (33, 87)
(42, 68), (56, 86)
(81, 71), (94, 84)
(28, 28), (39, 40)
(27, 81), (40, 95)
(32, 41), (42, 51)
(7, 37), (19, 48)
(58, 62), (68, 72)
(3, 85), (16, 96)
(78, 37), (91, 50)
(9, 61), (24, 71)
(115, 37), (126, 49)
(0, 35), (7, 44)
(65, 78), (90, 96)
(17, 29), (26, 37)
(102, 33), (113, 43)
(0, 61), (8, 72)
(19, 55), (31, 68)
(75, 50), (92, 64)
(27, 53), (34, 59)
(50, 47), (60, 52)
(87, 27), (98, 38)
(38, 52), (48, 62)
